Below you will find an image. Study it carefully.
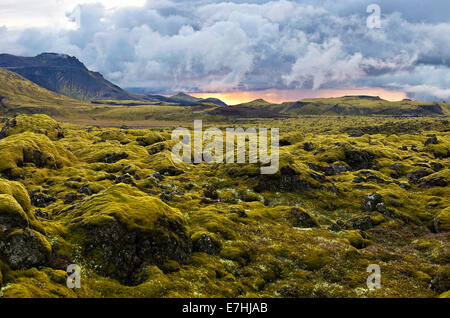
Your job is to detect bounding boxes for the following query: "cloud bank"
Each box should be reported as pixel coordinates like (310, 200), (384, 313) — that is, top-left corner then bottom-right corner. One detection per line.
(1, 0), (450, 100)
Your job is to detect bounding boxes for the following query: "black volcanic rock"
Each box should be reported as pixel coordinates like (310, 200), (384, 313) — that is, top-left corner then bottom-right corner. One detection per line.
(0, 53), (136, 101)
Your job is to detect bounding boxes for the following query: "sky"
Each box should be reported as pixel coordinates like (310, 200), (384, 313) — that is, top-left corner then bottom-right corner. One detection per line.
(1, 0), (450, 103)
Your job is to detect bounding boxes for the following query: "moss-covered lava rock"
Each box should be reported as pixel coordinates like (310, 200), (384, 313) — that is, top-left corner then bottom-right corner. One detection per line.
(68, 184), (192, 285)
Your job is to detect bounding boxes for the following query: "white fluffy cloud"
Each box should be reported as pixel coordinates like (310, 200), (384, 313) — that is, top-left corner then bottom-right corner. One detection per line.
(1, 0), (450, 100)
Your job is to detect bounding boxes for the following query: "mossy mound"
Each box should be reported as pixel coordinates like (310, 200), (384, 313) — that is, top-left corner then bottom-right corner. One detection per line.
(0, 194), (32, 233)
(343, 230), (371, 249)
(431, 266), (450, 294)
(432, 207), (450, 233)
(0, 192), (40, 233)
(0, 114), (64, 141)
(97, 129), (133, 144)
(440, 290), (450, 298)
(69, 139), (147, 164)
(68, 184), (192, 285)
(0, 179), (32, 213)
(0, 267), (75, 298)
(0, 180), (48, 270)
(420, 169), (449, 188)
(147, 151), (184, 176)
(254, 161), (321, 193)
(0, 132), (75, 178)
(136, 131), (166, 146)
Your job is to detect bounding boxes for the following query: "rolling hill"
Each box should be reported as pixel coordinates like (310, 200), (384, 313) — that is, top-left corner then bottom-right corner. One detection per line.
(235, 95), (450, 117)
(143, 92), (227, 106)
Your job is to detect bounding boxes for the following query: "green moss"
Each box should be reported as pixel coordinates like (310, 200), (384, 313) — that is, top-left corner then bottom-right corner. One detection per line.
(62, 184), (191, 284)
(160, 260), (181, 273)
(147, 151), (184, 175)
(424, 143), (450, 158)
(0, 115), (448, 298)
(0, 179), (32, 212)
(343, 230), (371, 249)
(2, 114), (65, 141)
(98, 129), (132, 144)
(0, 132), (75, 177)
(316, 145), (345, 163)
(440, 291), (450, 298)
(0, 194), (40, 232)
(299, 246), (332, 271)
(70, 139), (147, 164)
(435, 207), (450, 232)
(189, 208), (238, 240)
(0, 267), (75, 298)
(220, 241), (251, 265)
(7, 228), (52, 254)
(68, 184), (186, 232)
(136, 131), (166, 146)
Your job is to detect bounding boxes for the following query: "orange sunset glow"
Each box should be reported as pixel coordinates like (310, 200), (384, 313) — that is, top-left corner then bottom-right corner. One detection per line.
(191, 88), (408, 105)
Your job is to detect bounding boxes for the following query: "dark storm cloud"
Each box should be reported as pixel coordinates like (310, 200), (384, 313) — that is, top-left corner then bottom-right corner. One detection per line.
(1, 0), (450, 100)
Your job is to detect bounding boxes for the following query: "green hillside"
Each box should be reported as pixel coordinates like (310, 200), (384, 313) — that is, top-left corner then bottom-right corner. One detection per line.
(0, 68), (88, 116)
(263, 96), (450, 116)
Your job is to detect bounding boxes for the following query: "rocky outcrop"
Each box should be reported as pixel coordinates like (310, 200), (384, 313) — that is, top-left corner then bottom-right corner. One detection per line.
(104, 152), (129, 164)
(362, 193), (383, 212)
(1, 228), (51, 270)
(289, 208), (319, 228)
(344, 149), (374, 170)
(192, 233), (221, 255)
(0, 180), (51, 270)
(255, 166), (313, 193)
(68, 184), (192, 285)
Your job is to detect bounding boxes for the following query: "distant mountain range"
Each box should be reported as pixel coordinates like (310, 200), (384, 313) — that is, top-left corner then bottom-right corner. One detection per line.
(227, 96), (450, 117)
(0, 52), (449, 119)
(144, 92), (228, 106)
(0, 53), (228, 106)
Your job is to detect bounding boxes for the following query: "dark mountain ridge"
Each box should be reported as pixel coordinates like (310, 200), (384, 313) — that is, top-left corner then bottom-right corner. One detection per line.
(0, 53), (228, 106)
(0, 53), (140, 101)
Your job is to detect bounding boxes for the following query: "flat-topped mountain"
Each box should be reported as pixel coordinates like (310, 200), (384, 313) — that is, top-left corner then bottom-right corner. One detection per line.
(0, 53), (138, 101)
